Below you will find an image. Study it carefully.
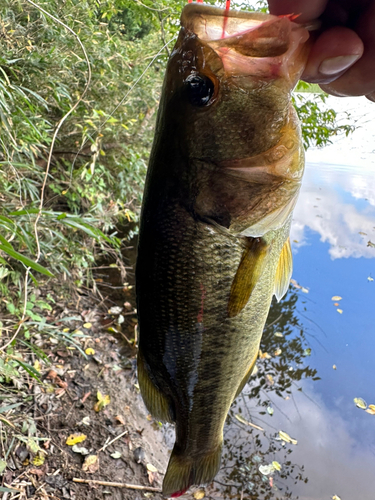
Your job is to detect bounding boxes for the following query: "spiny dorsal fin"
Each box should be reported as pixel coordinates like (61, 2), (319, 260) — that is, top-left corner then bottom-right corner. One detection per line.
(228, 237), (269, 318)
(274, 237), (292, 302)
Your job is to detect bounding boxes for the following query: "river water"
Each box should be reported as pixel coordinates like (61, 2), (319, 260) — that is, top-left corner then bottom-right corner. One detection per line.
(213, 96), (375, 499)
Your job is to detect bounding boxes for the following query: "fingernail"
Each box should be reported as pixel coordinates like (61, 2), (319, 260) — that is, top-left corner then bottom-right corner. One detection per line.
(319, 54), (361, 76)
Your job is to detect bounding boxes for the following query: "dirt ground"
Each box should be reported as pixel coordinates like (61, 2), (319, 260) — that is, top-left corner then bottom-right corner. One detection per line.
(1, 257), (174, 500)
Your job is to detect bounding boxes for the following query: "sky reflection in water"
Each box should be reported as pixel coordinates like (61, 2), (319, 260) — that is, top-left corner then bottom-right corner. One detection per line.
(216, 97), (375, 500)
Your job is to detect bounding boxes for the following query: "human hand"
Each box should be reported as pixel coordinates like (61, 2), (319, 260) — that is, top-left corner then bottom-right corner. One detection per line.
(267, 0), (375, 100)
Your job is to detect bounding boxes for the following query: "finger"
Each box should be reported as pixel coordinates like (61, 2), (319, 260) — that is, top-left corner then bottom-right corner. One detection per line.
(301, 27), (363, 84)
(318, 3), (375, 96)
(267, 0), (327, 22)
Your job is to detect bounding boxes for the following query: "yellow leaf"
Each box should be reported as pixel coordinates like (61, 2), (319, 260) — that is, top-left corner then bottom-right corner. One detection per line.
(94, 390), (110, 412)
(278, 430), (298, 445)
(266, 374), (274, 385)
(332, 496), (341, 500)
(333, 365), (337, 370)
(193, 489), (205, 499)
(365, 404), (375, 415)
(63, 328), (70, 332)
(66, 433), (87, 446)
(272, 461), (281, 471)
(85, 348), (95, 355)
(146, 463), (158, 472)
(83, 322), (92, 329)
(32, 453), (45, 466)
(274, 348), (282, 356)
(331, 296), (342, 301)
(34, 360), (41, 371)
(354, 397), (367, 410)
(337, 309), (343, 314)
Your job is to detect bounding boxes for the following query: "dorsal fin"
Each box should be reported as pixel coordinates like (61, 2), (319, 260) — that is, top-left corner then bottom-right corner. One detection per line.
(228, 237), (269, 318)
(274, 237), (293, 301)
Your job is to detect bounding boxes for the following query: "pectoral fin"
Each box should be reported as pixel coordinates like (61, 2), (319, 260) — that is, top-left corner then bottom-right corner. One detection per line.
(137, 348), (174, 423)
(274, 237), (293, 301)
(228, 237), (269, 318)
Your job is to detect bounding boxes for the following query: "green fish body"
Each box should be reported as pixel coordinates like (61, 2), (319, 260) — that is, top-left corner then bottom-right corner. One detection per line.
(136, 4), (310, 496)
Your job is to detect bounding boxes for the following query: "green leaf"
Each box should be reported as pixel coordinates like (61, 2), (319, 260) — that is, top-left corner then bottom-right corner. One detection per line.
(12, 359), (41, 381)
(0, 245), (53, 277)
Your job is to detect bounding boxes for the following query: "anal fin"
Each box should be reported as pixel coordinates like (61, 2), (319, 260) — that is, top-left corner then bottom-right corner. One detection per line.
(137, 348), (174, 423)
(234, 350), (258, 400)
(228, 237), (269, 318)
(274, 237), (293, 301)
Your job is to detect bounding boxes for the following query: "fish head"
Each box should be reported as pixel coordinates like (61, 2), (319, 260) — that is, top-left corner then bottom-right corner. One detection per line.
(157, 5), (311, 234)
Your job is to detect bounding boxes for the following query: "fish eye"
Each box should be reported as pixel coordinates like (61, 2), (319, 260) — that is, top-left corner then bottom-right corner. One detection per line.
(185, 74), (215, 107)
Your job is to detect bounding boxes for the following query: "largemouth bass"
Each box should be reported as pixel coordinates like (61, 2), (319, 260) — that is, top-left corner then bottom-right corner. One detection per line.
(136, 3), (310, 497)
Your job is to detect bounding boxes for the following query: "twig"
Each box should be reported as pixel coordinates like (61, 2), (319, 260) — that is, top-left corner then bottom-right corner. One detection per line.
(72, 478), (161, 491)
(97, 429), (128, 454)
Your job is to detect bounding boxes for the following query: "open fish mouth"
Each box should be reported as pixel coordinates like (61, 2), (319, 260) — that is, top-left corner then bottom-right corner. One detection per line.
(180, 4), (310, 83)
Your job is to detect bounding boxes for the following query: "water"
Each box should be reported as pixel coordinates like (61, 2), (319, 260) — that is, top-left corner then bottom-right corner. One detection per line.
(214, 96), (375, 499)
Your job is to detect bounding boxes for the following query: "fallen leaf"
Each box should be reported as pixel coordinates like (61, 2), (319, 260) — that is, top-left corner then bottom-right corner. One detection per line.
(259, 350), (271, 359)
(193, 489), (205, 500)
(274, 332), (283, 338)
(337, 309), (343, 314)
(146, 463), (158, 473)
(332, 496), (341, 500)
(259, 464), (273, 476)
(115, 415), (126, 425)
(94, 390), (110, 412)
(334, 302), (339, 306)
(333, 365), (337, 370)
(331, 296), (342, 301)
(83, 322), (92, 329)
(85, 348), (95, 355)
(82, 454), (99, 473)
(66, 433), (87, 446)
(0, 459), (6, 474)
(110, 451), (122, 459)
(80, 416), (91, 426)
(147, 470), (157, 484)
(32, 453), (45, 466)
(34, 360), (41, 371)
(303, 348), (312, 356)
(272, 461), (281, 471)
(72, 445), (90, 455)
(267, 406), (274, 416)
(278, 430), (297, 445)
(274, 348), (282, 356)
(29, 467), (44, 477)
(354, 397), (367, 410)
(266, 374), (274, 386)
(365, 404), (375, 415)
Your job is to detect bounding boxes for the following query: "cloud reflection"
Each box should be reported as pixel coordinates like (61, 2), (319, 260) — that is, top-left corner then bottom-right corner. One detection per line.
(291, 163), (375, 259)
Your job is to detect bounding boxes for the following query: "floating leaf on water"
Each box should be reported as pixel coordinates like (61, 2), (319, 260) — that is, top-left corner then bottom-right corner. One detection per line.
(337, 309), (343, 314)
(368, 277), (374, 282)
(272, 461), (281, 471)
(333, 365), (337, 370)
(72, 445), (89, 455)
(301, 287), (309, 293)
(85, 348), (95, 355)
(146, 463), (158, 472)
(274, 348), (282, 356)
(367, 241), (375, 248)
(331, 296), (342, 301)
(274, 332), (283, 338)
(94, 390), (110, 412)
(258, 350), (271, 359)
(259, 464), (273, 476)
(334, 302), (339, 306)
(365, 404), (375, 415)
(66, 433), (87, 446)
(267, 406), (274, 416)
(111, 451), (122, 459)
(266, 374), (274, 386)
(332, 495), (341, 500)
(252, 455), (261, 463)
(359, 232), (367, 236)
(82, 454), (99, 473)
(278, 431), (297, 445)
(303, 348), (312, 356)
(234, 414), (264, 431)
(193, 489), (205, 500)
(354, 397), (367, 410)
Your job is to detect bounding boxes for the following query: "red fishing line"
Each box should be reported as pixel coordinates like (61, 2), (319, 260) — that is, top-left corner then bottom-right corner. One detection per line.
(225, 0), (231, 9)
(221, 0), (230, 38)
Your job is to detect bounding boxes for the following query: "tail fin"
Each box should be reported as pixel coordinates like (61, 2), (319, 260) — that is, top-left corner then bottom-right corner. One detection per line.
(163, 442), (222, 497)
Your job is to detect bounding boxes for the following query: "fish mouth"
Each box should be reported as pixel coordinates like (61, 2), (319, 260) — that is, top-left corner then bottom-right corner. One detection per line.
(180, 4), (310, 83)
